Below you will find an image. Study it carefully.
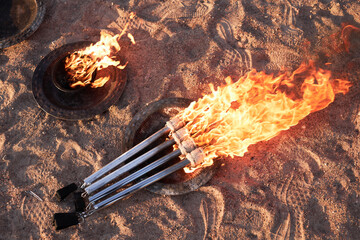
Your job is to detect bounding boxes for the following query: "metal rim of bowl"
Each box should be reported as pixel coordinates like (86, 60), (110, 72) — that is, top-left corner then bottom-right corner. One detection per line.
(122, 98), (220, 196)
(32, 41), (127, 120)
(0, 0), (45, 49)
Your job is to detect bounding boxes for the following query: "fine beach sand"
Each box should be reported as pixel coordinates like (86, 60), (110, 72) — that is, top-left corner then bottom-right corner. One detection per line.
(1, 0), (360, 239)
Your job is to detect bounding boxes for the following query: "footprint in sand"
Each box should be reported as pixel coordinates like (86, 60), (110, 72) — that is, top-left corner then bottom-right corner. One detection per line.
(20, 194), (57, 239)
(271, 171), (314, 239)
(222, 200), (272, 239)
(282, 0), (299, 30)
(280, 0), (303, 46)
(152, 0), (214, 22)
(109, 1), (213, 39)
(215, 19), (253, 71)
(270, 138), (327, 239)
(270, 174), (293, 240)
(108, 8), (164, 38)
(196, 186), (225, 239)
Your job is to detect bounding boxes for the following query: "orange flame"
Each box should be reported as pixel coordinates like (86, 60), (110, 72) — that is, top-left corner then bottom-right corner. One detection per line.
(64, 13), (136, 88)
(178, 61), (351, 171)
(64, 31), (127, 88)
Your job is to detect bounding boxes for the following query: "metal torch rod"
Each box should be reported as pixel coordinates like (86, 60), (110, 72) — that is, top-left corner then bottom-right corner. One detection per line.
(89, 149), (182, 202)
(85, 138), (176, 195)
(92, 159), (191, 210)
(83, 126), (170, 186)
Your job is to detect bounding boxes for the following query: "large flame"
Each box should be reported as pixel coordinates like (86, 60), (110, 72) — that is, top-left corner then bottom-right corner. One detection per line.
(64, 16), (135, 88)
(178, 60), (351, 171)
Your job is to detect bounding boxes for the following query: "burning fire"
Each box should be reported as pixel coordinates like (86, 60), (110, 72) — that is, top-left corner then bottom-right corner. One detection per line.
(64, 17), (135, 88)
(178, 60), (351, 171)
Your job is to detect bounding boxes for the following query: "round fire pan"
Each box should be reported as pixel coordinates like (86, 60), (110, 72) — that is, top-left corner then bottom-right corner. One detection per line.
(32, 41), (127, 120)
(0, 0), (45, 49)
(123, 98), (220, 195)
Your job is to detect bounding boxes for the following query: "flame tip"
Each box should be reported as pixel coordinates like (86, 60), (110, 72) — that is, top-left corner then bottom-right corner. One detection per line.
(64, 29), (134, 88)
(178, 61), (351, 170)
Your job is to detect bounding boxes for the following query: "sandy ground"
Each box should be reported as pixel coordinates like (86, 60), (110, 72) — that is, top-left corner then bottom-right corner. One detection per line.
(1, 0), (360, 239)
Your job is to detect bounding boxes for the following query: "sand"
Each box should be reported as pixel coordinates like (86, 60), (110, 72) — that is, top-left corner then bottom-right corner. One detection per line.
(1, 0), (360, 239)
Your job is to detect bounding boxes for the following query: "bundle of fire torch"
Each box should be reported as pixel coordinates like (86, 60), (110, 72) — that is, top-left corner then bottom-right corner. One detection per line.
(53, 116), (204, 230)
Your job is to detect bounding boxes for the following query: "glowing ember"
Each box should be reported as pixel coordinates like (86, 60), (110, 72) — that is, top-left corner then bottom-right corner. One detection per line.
(177, 60), (351, 172)
(64, 16), (135, 88)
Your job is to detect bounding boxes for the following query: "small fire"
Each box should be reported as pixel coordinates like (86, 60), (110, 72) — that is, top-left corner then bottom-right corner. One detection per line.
(178, 60), (351, 171)
(65, 17), (135, 88)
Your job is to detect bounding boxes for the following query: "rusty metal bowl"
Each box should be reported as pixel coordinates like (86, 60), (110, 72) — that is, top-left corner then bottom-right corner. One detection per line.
(32, 41), (127, 120)
(123, 98), (220, 195)
(0, 0), (45, 49)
